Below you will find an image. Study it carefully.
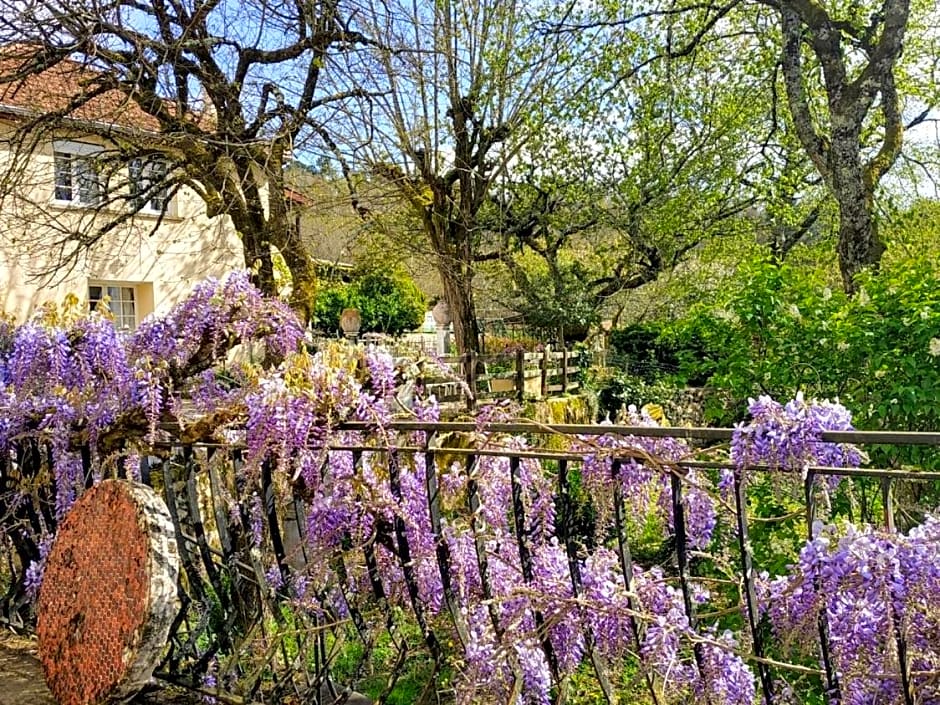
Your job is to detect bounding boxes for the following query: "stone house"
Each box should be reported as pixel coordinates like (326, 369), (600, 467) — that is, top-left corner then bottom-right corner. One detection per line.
(0, 54), (244, 327)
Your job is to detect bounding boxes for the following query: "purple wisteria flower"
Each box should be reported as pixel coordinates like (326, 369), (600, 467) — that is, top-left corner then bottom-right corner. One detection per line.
(731, 393), (862, 474)
(758, 517), (940, 703)
(576, 412), (718, 550)
(23, 533), (54, 599)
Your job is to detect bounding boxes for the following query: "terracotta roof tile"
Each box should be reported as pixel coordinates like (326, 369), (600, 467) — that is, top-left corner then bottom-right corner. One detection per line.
(0, 51), (163, 132)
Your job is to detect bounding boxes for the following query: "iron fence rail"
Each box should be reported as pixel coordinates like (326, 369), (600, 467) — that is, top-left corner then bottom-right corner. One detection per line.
(2, 422), (939, 704)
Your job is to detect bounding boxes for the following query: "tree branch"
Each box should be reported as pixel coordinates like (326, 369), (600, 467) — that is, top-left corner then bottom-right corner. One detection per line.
(778, 5), (830, 180)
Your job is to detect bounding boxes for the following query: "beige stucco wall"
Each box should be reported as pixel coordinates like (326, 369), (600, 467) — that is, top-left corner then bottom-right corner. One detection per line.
(0, 120), (245, 324)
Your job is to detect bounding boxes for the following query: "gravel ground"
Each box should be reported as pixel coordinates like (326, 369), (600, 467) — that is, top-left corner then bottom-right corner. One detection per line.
(0, 634), (54, 705)
(0, 634), (202, 705)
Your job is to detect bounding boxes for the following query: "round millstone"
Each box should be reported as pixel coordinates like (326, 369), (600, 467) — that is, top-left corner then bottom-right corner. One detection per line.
(37, 480), (180, 705)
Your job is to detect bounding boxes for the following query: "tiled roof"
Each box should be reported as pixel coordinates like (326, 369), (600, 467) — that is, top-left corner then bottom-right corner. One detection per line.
(285, 186), (315, 207)
(0, 49), (163, 132)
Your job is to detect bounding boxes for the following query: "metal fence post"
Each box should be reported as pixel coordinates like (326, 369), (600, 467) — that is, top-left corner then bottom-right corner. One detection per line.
(733, 468), (775, 704)
(804, 471), (841, 703)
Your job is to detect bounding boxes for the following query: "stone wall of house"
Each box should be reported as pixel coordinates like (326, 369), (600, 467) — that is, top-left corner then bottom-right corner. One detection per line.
(0, 120), (245, 323)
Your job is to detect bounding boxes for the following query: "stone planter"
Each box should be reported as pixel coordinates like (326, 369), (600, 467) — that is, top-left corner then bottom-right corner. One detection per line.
(524, 375), (542, 398)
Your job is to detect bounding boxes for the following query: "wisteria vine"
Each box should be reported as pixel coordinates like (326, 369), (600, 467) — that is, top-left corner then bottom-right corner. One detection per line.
(3, 276), (940, 705)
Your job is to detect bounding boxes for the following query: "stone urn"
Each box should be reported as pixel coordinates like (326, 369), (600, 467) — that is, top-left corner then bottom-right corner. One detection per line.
(431, 299), (451, 327)
(339, 307), (361, 340)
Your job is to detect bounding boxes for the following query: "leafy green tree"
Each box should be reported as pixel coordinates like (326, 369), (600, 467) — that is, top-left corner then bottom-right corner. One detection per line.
(764, 0), (935, 292)
(354, 272), (425, 335)
(504, 257), (600, 345)
(559, 0), (938, 294)
(312, 287), (353, 335)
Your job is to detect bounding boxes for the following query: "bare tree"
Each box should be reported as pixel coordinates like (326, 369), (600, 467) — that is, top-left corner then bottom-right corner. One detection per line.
(0, 0), (378, 321)
(332, 0), (584, 355)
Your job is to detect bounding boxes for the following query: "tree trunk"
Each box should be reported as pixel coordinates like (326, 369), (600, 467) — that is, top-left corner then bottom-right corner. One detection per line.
(775, 0), (904, 295)
(830, 125), (885, 294)
(424, 203), (482, 356)
(272, 218), (318, 325)
(440, 264), (481, 357)
(242, 229), (276, 300)
(835, 188), (883, 294)
(238, 209), (316, 325)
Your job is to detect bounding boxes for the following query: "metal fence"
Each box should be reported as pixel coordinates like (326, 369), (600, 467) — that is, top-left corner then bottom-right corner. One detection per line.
(2, 422), (939, 703)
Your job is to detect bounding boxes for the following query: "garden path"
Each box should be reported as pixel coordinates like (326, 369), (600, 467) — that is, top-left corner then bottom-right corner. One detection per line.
(0, 635), (53, 705)
(0, 635), (202, 705)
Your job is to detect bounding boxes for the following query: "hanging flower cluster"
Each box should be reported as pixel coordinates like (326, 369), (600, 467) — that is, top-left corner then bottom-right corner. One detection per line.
(8, 272), (940, 705)
(759, 518), (940, 703)
(731, 393), (862, 473)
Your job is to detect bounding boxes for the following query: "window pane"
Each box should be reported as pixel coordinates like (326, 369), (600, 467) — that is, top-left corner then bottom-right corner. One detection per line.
(153, 161), (169, 212)
(130, 158), (170, 213)
(79, 160), (100, 204)
(129, 158), (144, 208)
(54, 152), (72, 201)
(89, 283), (137, 328)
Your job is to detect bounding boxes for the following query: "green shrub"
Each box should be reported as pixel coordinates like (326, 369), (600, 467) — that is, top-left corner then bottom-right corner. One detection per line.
(354, 272), (425, 335)
(608, 324), (669, 382)
(609, 322), (715, 385)
(313, 271), (425, 336)
(311, 285), (351, 333)
(668, 251), (940, 473)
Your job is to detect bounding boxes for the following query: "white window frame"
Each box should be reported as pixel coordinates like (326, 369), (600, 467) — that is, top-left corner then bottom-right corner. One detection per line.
(129, 156), (173, 215)
(88, 282), (139, 330)
(52, 140), (103, 206)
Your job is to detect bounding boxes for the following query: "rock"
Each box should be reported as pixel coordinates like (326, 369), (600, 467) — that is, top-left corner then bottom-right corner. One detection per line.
(318, 680), (373, 704)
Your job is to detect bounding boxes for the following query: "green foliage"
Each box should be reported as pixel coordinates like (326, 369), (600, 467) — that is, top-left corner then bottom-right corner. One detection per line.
(327, 608), (441, 705)
(743, 474), (809, 576)
(312, 286), (351, 333)
(505, 257), (600, 343)
(592, 371), (689, 421)
(668, 248), (940, 474)
(313, 271), (425, 336)
(354, 272), (426, 335)
(883, 199), (940, 265)
(609, 323), (714, 385)
(609, 324), (663, 370)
